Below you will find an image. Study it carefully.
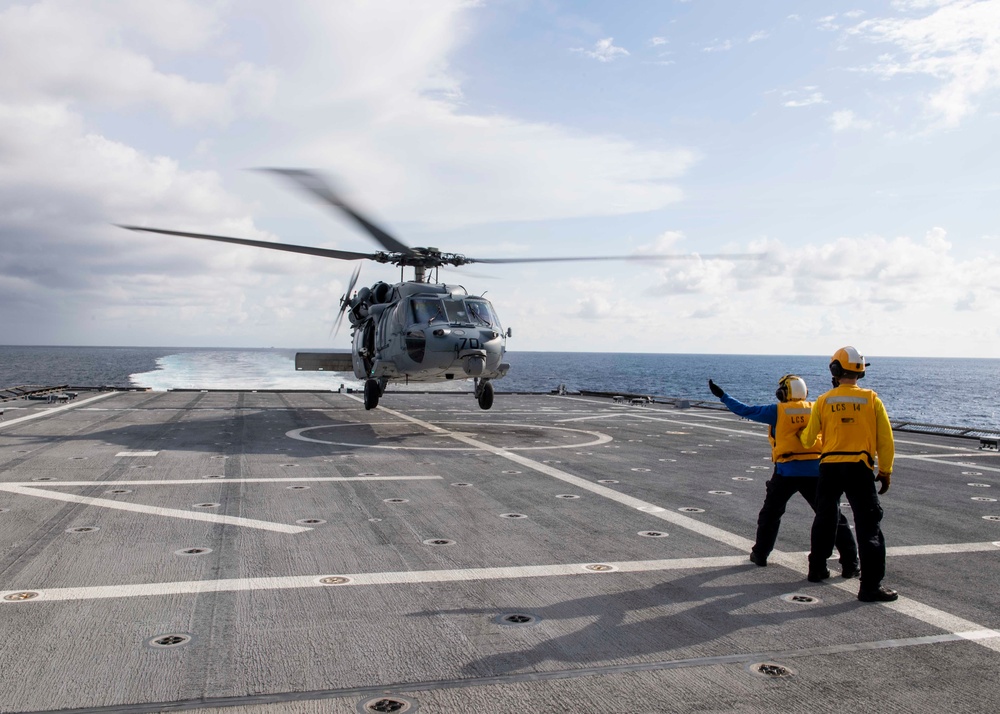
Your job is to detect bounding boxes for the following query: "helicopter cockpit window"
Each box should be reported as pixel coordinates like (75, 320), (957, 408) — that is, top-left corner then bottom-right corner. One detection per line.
(465, 299), (499, 328)
(442, 299), (472, 325)
(411, 298), (445, 325)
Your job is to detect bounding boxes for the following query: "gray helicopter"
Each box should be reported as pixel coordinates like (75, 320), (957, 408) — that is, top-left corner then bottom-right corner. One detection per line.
(119, 169), (759, 410)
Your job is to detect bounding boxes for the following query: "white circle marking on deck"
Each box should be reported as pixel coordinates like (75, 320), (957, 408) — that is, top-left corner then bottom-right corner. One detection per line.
(286, 422), (611, 451)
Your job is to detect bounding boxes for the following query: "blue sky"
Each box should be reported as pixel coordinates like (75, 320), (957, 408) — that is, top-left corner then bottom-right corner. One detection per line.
(1, 0), (998, 357)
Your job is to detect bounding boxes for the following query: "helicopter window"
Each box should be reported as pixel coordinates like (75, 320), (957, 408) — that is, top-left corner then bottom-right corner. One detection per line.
(411, 298), (445, 325)
(465, 299), (498, 327)
(442, 299), (471, 324)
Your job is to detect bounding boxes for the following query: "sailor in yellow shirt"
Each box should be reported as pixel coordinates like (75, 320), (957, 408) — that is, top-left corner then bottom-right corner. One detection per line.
(799, 346), (898, 602)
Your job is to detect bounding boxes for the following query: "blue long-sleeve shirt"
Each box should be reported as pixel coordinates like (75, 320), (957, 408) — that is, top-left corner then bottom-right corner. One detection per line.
(720, 393), (819, 477)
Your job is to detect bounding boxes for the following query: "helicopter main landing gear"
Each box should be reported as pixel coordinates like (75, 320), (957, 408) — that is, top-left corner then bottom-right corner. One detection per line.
(474, 378), (494, 410)
(364, 378), (384, 410)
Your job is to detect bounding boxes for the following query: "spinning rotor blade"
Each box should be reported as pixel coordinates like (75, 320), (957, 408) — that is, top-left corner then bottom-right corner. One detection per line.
(468, 252), (767, 265)
(116, 225), (378, 262)
(259, 168), (414, 256)
(331, 263), (362, 338)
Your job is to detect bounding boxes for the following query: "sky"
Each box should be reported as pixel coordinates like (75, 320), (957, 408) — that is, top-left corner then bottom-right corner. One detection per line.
(1, 0), (998, 358)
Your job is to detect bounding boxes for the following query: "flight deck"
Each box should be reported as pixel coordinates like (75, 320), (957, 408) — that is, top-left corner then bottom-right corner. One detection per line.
(1, 390), (998, 713)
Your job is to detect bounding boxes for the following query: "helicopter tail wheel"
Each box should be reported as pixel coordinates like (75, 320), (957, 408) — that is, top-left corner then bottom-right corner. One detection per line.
(476, 380), (494, 410)
(364, 378), (380, 410)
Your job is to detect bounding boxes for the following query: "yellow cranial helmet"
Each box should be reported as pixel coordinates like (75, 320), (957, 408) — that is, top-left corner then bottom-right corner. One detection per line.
(776, 374), (807, 402)
(830, 346), (869, 379)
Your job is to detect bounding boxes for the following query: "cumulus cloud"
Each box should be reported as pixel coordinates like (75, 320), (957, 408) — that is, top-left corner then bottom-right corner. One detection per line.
(830, 109), (874, 131)
(577, 37), (630, 62)
(0, 1), (276, 125)
(605, 227), (1000, 355)
(783, 88), (830, 107)
(851, 0), (1000, 126)
(0, 0), (701, 348)
(702, 39), (734, 52)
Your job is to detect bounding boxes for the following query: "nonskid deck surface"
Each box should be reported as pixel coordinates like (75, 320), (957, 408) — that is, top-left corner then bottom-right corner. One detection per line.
(0, 391), (998, 714)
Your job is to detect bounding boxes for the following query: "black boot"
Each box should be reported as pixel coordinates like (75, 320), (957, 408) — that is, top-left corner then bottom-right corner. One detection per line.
(858, 585), (899, 602)
(807, 567), (831, 583)
(841, 561), (860, 579)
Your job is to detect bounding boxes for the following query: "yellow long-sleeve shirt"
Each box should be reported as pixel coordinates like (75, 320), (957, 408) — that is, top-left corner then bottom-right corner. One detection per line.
(799, 384), (894, 474)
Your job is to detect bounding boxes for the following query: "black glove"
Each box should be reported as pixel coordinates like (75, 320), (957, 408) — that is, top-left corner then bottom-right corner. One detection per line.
(876, 471), (890, 494)
(708, 379), (725, 399)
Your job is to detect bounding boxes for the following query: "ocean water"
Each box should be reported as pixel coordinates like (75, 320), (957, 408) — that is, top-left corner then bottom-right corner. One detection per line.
(1, 346), (997, 430)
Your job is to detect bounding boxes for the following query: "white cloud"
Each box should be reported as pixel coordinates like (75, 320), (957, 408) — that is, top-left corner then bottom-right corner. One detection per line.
(830, 109), (874, 130)
(783, 90), (830, 107)
(578, 37), (630, 62)
(818, 14), (842, 31)
(580, 227), (999, 355)
(748, 31), (770, 43)
(0, 0), (703, 348)
(852, 0), (1000, 127)
(650, 36), (668, 46)
(702, 39), (734, 52)
(0, 1), (276, 126)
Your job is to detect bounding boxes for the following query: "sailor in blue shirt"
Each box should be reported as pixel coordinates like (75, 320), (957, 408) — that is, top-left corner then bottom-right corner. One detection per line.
(709, 376), (859, 576)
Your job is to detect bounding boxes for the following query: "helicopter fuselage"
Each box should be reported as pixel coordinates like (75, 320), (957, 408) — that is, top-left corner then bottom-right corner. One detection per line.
(349, 281), (509, 384)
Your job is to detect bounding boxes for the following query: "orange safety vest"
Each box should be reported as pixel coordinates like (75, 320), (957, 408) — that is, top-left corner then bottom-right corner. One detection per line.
(771, 401), (822, 463)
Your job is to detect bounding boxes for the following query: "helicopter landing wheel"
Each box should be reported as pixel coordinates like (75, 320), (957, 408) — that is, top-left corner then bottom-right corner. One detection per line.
(476, 380), (494, 410)
(364, 378), (380, 410)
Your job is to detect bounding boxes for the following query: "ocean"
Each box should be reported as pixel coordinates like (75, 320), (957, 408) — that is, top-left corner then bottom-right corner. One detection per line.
(1, 345), (997, 431)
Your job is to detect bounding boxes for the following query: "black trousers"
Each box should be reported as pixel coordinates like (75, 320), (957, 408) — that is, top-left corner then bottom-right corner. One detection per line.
(754, 473), (858, 565)
(809, 461), (886, 590)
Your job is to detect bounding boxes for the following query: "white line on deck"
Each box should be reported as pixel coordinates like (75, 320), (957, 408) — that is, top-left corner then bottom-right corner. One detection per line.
(895, 454), (1000, 473)
(347, 396), (756, 552)
(3, 476), (443, 487)
(4, 543), (997, 604)
(346, 394), (1000, 655)
(286, 422), (611, 451)
(0, 392), (120, 431)
(0, 485), (311, 533)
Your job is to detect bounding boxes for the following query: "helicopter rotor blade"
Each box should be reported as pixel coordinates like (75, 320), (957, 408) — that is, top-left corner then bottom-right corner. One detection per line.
(466, 252), (768, 265)
(116, 225), (379, 262)
(331, 263), (362, 338)
(259, 168), (414, 256)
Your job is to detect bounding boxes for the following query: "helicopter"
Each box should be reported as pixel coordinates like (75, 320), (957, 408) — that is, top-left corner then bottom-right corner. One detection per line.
(119, 169), (760, 411)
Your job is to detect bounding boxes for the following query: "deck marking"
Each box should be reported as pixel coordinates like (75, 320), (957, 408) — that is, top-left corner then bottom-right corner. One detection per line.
(0, 485), (310, 533)
(0, 392), (120, 431)
(894, 437), (996, 452)
(2, 476), (442, 487)
(345, 396), (756, 552)
(896, 454), (1000, 473)
(287, 422), (612, 451)
(344, 395), (1000, 655)
(0, 555), (751, 602)
(3, 543), (997, 603)
(885, 542), (1000, 556)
